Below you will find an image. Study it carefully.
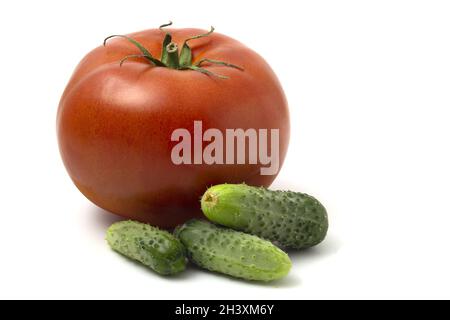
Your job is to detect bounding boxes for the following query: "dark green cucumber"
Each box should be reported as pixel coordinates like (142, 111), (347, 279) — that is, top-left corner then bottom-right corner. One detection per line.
(201, 184), (328, 249)
(106, 221), (187, 275)
(175, 219), (291, 282)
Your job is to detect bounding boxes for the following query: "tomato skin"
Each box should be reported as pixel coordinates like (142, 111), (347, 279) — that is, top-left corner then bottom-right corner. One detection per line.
(57, 28), (290, 228)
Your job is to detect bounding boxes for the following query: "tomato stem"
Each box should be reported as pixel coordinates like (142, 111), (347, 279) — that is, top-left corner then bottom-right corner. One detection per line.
(104, 22), (244, 78)
(159, 21), (173, 30)
(196, 59), (244, 71)
(165, 42), (180, 69)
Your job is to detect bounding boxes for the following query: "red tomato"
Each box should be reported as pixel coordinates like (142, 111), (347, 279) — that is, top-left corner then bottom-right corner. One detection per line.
(57, 25), (290, 228)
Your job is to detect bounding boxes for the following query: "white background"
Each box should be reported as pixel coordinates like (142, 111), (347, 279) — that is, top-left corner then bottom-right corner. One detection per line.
(0, 0), (449, 300)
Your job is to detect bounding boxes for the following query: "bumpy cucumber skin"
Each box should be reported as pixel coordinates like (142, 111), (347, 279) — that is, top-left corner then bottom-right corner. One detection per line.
(175, 220), (291, 282)
(106, 221), (187, 275)
(201, 184), (328, 249)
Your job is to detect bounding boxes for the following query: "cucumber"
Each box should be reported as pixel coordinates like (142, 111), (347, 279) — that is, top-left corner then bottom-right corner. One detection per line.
(201, 184), (328, 249)
(174, 219), (291, 282)
(106, 221), (187, 275)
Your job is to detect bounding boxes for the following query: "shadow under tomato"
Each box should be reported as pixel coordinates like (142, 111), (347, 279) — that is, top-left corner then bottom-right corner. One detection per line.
(91, 205), (123, 229)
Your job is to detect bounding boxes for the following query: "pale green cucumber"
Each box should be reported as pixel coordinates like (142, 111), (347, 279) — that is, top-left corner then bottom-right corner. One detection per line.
(175, 219), (291, 282)
(201, 184), (328, 249)
(106, 220), (186, 275)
